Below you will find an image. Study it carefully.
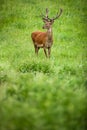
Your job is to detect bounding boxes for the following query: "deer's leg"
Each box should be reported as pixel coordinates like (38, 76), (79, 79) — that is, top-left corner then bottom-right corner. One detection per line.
(35, 45), (39, 56)
(48, 47), (51, 58)
(43, 47), (47, 57)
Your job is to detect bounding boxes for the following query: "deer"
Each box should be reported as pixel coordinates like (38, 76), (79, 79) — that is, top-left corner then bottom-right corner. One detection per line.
(31, 8), (62, 58)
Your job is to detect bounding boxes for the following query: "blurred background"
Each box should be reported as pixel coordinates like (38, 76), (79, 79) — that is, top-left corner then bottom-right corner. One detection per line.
(0, 0), (87, 130)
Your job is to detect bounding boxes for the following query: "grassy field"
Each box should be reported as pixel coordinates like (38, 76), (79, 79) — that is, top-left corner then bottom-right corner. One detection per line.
(0, 0), (87, 130)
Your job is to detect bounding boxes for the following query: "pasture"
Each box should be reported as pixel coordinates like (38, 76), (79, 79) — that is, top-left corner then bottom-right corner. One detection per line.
(0, 0), (87, 130)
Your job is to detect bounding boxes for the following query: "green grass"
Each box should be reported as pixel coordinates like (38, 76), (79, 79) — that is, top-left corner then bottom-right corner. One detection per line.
(0, 0), (87, 130)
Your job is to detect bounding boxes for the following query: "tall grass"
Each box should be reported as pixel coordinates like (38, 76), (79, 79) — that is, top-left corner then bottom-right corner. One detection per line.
(0, 0), (87, 130)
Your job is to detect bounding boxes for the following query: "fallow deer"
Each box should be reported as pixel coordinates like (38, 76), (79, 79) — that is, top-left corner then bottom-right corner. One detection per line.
(31, 8), (62, 58)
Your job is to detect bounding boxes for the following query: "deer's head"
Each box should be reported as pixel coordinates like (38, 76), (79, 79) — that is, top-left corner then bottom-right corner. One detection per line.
(41, 8), (63, 30)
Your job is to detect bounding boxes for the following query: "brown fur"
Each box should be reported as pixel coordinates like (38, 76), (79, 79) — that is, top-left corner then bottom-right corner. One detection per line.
(31, 31), (47, 47)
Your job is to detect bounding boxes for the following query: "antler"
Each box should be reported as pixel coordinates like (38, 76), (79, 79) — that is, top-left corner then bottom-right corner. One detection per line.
(51, 8), (63, 21)
(41, 8), (51, 22)
(41, 8), (63, 22)
(46, 8), (49, 18)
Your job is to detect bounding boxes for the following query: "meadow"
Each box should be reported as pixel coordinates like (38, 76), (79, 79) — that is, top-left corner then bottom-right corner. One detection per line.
(0, 0), (87, 130)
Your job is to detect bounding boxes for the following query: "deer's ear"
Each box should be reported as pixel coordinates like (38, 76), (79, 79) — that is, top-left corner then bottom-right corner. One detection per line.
(43, 20), (46, 23)
(42, 18), (46, 23)
(50, 20), (54, 24)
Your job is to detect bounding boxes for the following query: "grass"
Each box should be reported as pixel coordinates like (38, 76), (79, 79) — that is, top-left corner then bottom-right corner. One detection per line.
(0, 0), (87, 130)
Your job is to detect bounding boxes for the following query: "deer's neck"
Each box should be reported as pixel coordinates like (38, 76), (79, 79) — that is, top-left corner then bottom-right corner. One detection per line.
(47, 27), (53, 43)
(47, 27), (53, 37)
